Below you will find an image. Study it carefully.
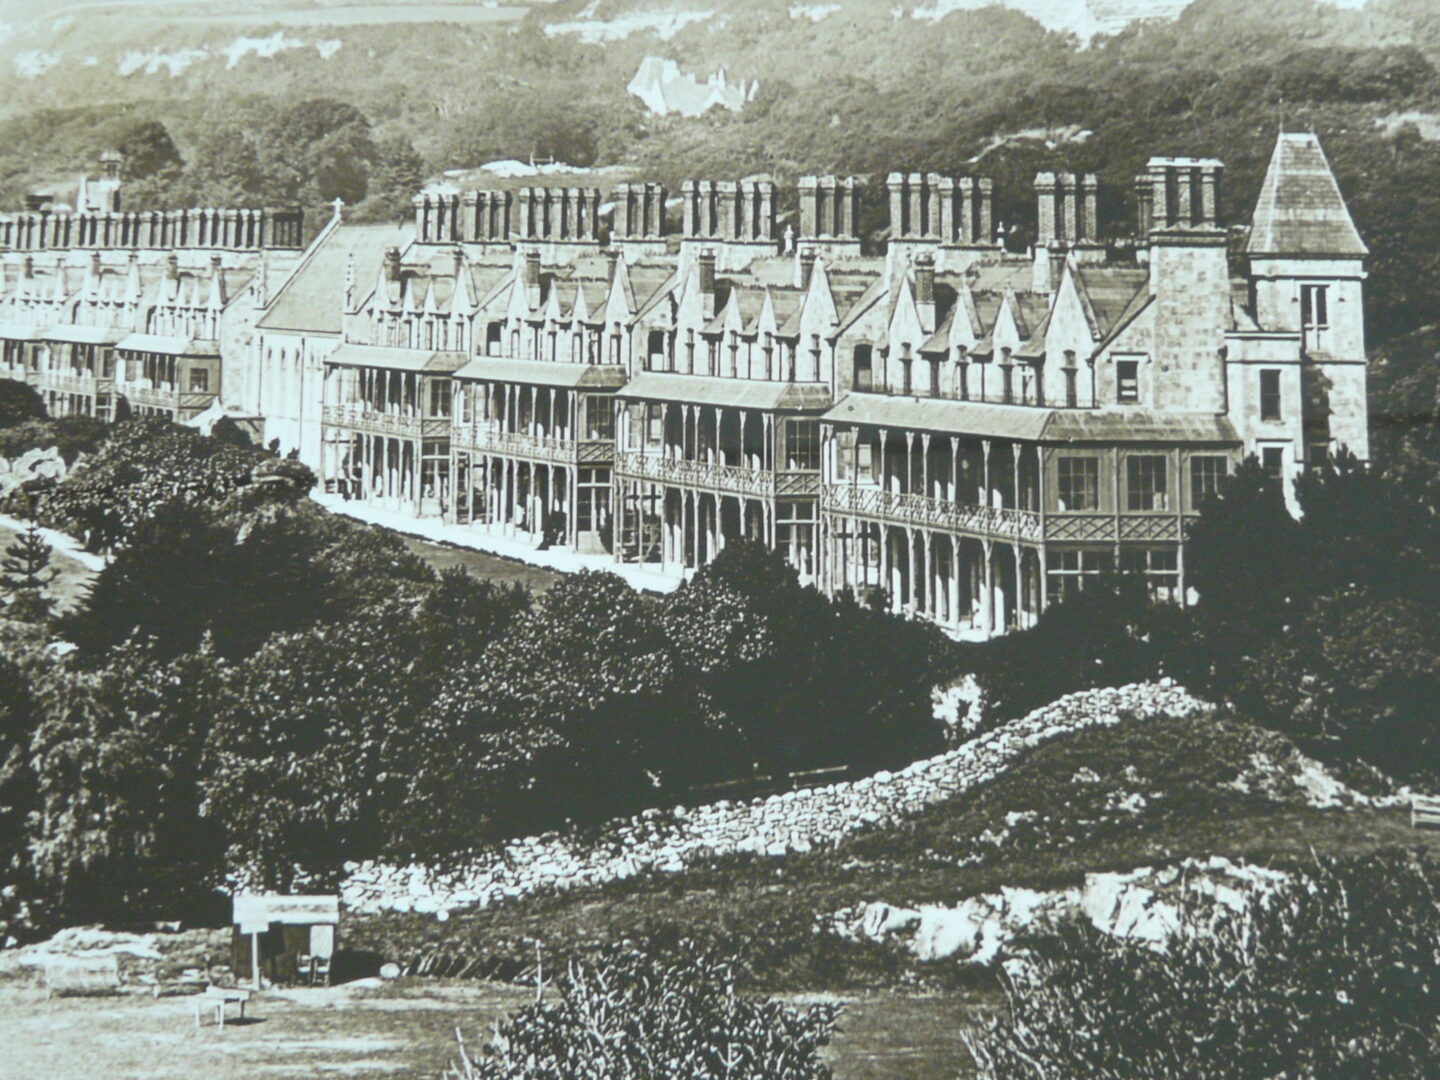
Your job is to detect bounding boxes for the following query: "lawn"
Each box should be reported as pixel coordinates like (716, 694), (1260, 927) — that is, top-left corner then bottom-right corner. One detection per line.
(0, 978), (974, 1080)
(0, 520), (97, 613)
(399, 534), (561, 595)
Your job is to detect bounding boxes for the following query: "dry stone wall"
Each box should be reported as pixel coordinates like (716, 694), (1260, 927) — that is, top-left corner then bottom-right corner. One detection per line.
(340, 681), (1209, 917)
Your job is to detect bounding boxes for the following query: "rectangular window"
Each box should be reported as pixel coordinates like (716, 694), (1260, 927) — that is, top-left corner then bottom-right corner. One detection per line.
(1064, 355), (1078, 408)
(853, 344), (872, 391)
(1300, 284), (1328, 329)
(1262, 445), (1285, 477)
(428, 379), (452, 418)
(901, 357), (913, 395)
(1045, 548), (1113, 605)
(1189, 455), (1228, 507)
(1120, 546), (1180, 602)
(1116, 359), (1139, 404)
(685, 329), (695, 372)
(189, 368), (209, 393)
(856, 440), (874, 482)
(1001, 358), (1014, 403)
(646, 403), (663, 445)
(957, 356), (969, 400)
(785, 420), (820, 471)
(1056, 456), (1099, 512)
(584, 395), (615, 441)
(929, 358), (941, 397)
(1260, 368), (1282, 421)
(1126, 454), (1168, 512)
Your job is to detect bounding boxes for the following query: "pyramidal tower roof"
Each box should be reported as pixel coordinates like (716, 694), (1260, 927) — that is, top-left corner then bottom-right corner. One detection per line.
(1247, 132), (1367, 258)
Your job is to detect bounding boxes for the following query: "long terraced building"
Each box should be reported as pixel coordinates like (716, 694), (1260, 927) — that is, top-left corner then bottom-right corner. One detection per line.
(0, 133), (1369, 638)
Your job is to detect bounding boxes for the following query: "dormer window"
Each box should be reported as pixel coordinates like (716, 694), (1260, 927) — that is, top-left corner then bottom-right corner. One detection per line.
(900, 343), (913, 395)
(1116, 359), (1139, 404)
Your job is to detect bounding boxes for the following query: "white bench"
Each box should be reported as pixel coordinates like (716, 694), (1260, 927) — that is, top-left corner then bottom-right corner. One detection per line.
(193, 985), (252, 1029)
(1411, 795), (1440, 829)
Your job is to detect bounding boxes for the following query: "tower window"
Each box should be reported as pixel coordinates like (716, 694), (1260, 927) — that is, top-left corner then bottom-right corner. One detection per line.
(1260, 369), (1282, 421)
(1300, 284), (1328, 330)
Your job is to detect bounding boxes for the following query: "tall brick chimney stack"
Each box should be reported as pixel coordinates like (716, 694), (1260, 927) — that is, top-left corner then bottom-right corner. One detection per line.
(383, 247), (402, 282)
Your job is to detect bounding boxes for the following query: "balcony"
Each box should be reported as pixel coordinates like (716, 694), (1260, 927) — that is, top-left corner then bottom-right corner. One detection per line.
(454, 424), (613, 466)
(1046, 512), (1183, 544)
(35, 370), (110, 395)
(618, 451), (820, 499)
(822, 484), (1043, 543)
(121, 382), (217, 416)
(322, 405), (450, 440)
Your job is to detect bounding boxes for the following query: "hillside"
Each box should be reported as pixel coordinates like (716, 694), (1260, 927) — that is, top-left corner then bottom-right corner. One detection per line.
(340, 687), (1427, 991)
(0, 0), (1437, 346)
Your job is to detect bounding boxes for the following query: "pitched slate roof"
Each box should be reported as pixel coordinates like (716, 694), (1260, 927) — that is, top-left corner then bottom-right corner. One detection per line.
(258, 222), (414, 334)
(826, 393), (1241, 445)
(1247, 133), (1367, 258)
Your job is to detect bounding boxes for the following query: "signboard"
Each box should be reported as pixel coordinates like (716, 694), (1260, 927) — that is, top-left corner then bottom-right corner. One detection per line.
(233, 894), (339, 928)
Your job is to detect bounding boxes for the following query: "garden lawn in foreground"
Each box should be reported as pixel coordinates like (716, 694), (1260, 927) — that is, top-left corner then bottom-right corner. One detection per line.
(0, 978), (973, 1080)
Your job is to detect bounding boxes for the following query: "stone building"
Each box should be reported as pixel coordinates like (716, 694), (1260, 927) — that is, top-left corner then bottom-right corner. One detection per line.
(0, 166), (305, 424)
(243, 132), (1365, 636)
(4, 135), (1364, 639)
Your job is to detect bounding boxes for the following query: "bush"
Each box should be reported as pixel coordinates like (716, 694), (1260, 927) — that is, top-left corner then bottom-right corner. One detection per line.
(448, 942), (840, 1080)
(0, 379), (45, 428)
(954, 574), (1177, 729)
(964, 852), (1440, 1079)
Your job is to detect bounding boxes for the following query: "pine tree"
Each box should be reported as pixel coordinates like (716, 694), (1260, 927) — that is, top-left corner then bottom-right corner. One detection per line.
(2, 522), (58, 621)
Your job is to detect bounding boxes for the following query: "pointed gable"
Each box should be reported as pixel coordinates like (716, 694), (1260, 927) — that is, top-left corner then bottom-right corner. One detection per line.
(1247, 132), (1367, 257)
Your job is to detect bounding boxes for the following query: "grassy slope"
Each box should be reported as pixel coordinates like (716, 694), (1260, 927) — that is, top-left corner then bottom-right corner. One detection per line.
(346, 712), (1439, 992)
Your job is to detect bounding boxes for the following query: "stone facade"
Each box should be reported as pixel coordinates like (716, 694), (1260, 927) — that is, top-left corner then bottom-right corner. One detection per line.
(0, 134), (1370, 639)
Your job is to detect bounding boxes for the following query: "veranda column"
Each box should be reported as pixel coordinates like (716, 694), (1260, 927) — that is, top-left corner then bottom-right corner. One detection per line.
(1013, 543), (1025, 629)
(921, 528), (933, 619)
(949, 536), (961, 629)
(982, 438), (992, 508)
(921, 433), (931, 498)
(982, 538), (995, 636)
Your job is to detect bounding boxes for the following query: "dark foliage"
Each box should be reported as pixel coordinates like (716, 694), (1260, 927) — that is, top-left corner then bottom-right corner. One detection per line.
(0, 379), (46, 428)
(965, 852), (1440, 1079)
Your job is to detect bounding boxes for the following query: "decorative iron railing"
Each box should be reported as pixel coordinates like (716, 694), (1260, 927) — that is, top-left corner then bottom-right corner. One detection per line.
(618, 452), (820, 499)
(821, 484), (1043, 543)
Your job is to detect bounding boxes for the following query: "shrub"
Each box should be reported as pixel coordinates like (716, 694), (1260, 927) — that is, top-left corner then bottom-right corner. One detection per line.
(0, 379), (46, 427)
(963, 852), (1440, 1080)
(954, 574), (1175, 729)
(448, 942), (840, 1080)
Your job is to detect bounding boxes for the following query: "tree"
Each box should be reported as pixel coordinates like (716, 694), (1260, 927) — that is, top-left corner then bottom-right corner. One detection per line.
(0, 380), (45, 428)
(1, 523), (57, 622)
(1183, 456), (1302, 688)
(1234, 587), (1440, 780)
(354, 135), (428, 222)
